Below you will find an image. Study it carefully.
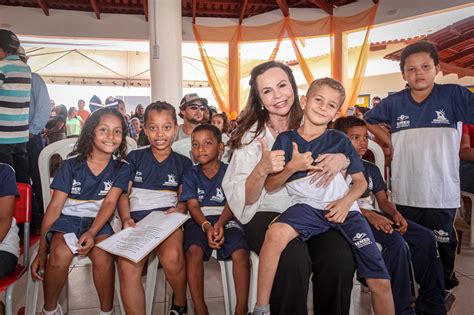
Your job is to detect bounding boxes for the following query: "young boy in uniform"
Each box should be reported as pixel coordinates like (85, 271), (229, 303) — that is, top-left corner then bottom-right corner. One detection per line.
(181, 124), (250, 315)
(335, 116), (446, 315)
(364, 41), (473, 293)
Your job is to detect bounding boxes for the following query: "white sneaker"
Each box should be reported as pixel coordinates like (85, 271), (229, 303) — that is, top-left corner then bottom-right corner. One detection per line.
(41, 304), (63, 315)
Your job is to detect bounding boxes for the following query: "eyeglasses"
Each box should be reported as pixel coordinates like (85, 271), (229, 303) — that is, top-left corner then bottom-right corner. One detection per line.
(187, 104), (206, 111)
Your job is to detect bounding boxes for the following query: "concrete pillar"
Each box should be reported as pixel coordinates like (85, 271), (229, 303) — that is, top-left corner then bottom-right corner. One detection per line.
(148, 0), (182, 107)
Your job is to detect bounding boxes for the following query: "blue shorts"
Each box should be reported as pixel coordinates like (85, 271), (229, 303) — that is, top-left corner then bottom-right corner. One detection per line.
(130, 207), (170, 223)
(46, 214), (113, 248)
(184, 215), (249, 261)
(277, 203), (389, 281)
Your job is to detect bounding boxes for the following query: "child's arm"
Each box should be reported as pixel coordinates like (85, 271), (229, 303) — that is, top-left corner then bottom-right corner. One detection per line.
(117, 182), (135, 228)
(213, 203), (235, 248)
(77, 187), (125, 255)
(0, 195), (16, 242)
(366, 124), (393, 153)
(265, 142), (316, 193)
(325, 172), (367, 223)
(31, 190), (68, 281)
(360, 208), (394, 234)
(374, 190), (408, 235)
(166, 185), (187, 214)
(187, 199), (221, 249)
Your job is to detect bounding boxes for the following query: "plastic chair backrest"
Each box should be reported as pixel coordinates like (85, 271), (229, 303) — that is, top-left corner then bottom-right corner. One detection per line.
(38, 137), (138, 210)
(367, 139), (385, 180)
(14, 183), (32, 224)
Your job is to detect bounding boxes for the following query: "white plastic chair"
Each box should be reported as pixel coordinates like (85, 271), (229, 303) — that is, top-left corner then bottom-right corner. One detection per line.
(461, 191), (474, 247)
(368, 139), (385, 180)
(25, 137), (136, 314)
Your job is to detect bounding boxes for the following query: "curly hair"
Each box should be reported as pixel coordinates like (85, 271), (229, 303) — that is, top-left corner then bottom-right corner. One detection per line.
(400, 41), (439, 72)
(228, 61), (303, 150)
(69, 107), (127, 163)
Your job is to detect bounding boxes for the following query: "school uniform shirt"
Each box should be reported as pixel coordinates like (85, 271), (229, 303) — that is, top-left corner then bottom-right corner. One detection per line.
(357, 160), (387, 212)
(222, 124), (291, 224)
(364, 84), (474, 208)
(272, 129), (364, 212)
(50, 156), (130, 217)
(0, 163), (20, 258)
(180, 162), (228, 216)
(127, 147), (192, 213)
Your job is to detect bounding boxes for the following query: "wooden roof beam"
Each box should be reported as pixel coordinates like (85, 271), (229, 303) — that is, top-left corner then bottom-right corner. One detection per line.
(443, 47), (474, 63)
(90, 0), (101, 19)
(308, 0), (333, 15)
(276, 0), (289, 17)
(435, 30), (474, 52)
(37, 0), (49, 16)
(192, 0), (197, 23)
(440, 62), (474, 77)
(239, 0), (248, 24)
(142, 0), (148, 21)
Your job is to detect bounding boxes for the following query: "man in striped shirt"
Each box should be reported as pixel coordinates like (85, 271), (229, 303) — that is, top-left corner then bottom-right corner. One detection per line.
(0, 29), (32, 183)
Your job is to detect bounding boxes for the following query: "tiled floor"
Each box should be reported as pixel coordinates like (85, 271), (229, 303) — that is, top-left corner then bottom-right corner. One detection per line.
(3, 233), (473, 315)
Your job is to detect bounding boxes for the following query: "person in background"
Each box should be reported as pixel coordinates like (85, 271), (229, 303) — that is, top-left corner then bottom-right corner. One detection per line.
(354, 106), (370, 120)
(460, 123), (474, 226)
(66, 106), (83, 138)
(50, 100), (56, 113)
(0, 163), (20, 279)
(211, 112), (230, 144)
(175, 93), (207, 141)
(77, 99), (90, 122)
(132, 104), (145, 125)
(131, 117), (141, 139)
(371, 96), (381, 108)
(117, 99), (137, 141)
(0, 29), (32, 184)
(44, 104), (67, 145)
(18, 46), (51, 232)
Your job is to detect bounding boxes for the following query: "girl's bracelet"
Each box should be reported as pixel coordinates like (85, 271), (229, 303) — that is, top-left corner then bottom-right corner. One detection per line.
(201, 221), (211, 232)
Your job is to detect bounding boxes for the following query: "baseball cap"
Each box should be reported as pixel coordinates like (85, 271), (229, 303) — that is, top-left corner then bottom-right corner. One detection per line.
(0, 29), (20, 54)
(179, 93), (208, 109)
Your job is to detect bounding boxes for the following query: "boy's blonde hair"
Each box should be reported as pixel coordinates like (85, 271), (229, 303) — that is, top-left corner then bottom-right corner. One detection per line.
(306, 77), (346, 107)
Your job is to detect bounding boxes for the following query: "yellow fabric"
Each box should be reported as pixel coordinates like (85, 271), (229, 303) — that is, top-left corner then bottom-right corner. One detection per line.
(193, 5), (378, 115)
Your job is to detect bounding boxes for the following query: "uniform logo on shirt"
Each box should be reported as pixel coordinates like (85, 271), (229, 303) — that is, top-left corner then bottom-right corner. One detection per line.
(432, 110), (449, 124)
(197, 188), (205, 201)
(210, 188), (225, 203)
(71, 179), (82, 194)
(134, 171), (143, 183)
(433, 229), (450, 243)
(396, 114), (410, 128)
(164, 174), (178, 187)
(352, 232), (372, 248)
(368, 176), (373, 191)
(99, 180), (113, 196)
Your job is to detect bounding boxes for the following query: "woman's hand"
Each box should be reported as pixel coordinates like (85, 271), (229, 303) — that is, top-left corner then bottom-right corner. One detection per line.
(31, 251), (47, 281)
(256, 138), (286, 175)
(310, 153), (348, 187)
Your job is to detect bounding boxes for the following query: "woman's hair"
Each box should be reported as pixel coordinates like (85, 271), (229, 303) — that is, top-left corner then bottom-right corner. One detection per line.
(69, 107), (127, 162)
(68, 106), (77, 117)
(228, 61), (303, 150)
(212, 112), (229, 134)
(144, 101), (177, 126)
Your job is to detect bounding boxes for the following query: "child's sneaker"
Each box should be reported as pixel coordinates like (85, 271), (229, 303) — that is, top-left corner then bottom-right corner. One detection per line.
(41, 304), (63, 315)
(169, 293), (187, 315)
(252, 304), (271, 315)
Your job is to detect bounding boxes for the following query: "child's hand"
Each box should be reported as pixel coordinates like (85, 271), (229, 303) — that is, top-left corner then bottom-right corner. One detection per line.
(31, 252), (47, 281)
(122, 217), (136, 229)
(325, 198), (352, 223)
(213, 222), (225, 249)
(367, 212), (394, 234)
(288, 142), (317, 173)
(257, 138), (286, 175)
(165, 207), (184, 214)
(392, 211), (408, 235)
(77, 231), (95, 255)
(204, 224), (220, 249)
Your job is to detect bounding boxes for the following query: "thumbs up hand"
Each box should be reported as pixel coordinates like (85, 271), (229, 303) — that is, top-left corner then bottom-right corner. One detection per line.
(287, 142), (317, 173)
(257, 138), (286, 175)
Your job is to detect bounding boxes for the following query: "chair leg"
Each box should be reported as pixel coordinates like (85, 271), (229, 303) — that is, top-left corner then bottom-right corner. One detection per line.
(145, 252), (159, 315)
(218, 259), (232, 315)
(249, 251), (259, 311)
(114, 264), (126, 315)
(25, 249), (40, 315)
(5, 283), (15, 315)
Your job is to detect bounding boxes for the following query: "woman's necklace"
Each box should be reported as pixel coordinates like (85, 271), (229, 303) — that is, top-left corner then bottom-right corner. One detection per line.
(267, 120), (285, 135)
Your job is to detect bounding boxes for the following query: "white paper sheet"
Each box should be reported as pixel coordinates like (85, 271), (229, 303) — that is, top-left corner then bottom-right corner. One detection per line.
(63, 233), (79, 254)
(96, 212), (188, 263)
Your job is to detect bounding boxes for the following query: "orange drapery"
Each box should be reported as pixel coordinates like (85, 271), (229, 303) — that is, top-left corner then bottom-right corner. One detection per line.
(193, 4), (378, 115)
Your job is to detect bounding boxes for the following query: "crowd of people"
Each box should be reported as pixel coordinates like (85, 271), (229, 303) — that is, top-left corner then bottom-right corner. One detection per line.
(0, 28), (473, 315)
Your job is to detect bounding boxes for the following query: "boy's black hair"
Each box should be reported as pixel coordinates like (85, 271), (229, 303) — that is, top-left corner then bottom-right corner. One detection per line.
(144, 101), (177, 125)
(355, 106), (370, 115)
(333, 116), (367, 135)
(192, 124), (222, 143)
(70, 107), (127, 162)
(372, 96), (381, 102)
(400, 41), (439, 72)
